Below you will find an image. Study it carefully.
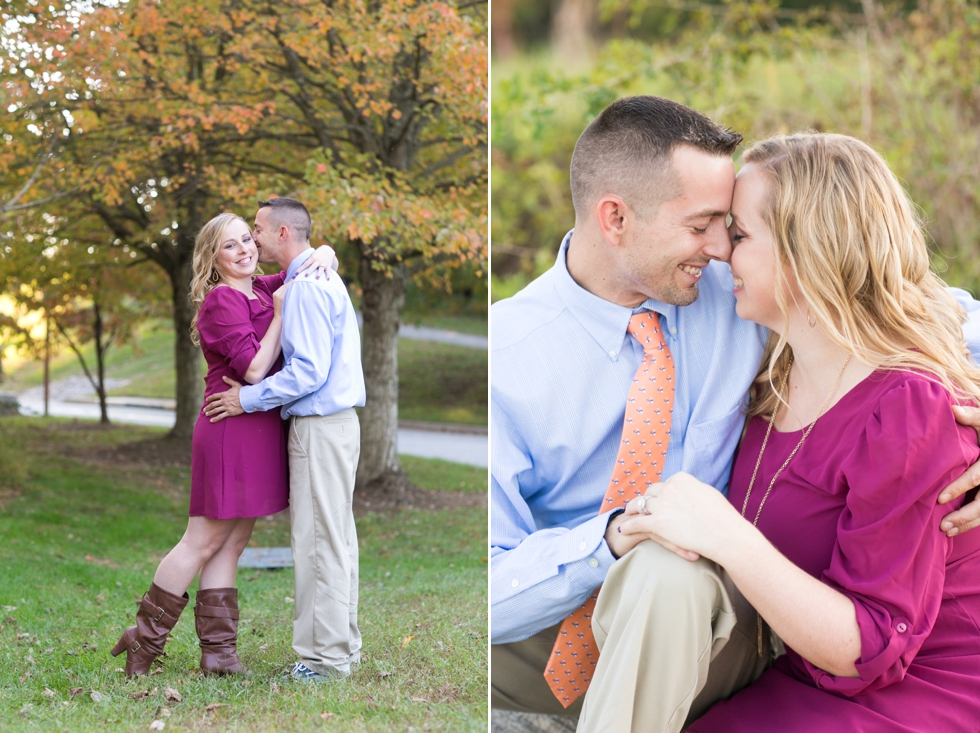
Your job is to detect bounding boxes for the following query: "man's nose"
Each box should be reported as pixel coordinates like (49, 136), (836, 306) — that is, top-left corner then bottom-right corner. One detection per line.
(704, 222), (732, 263)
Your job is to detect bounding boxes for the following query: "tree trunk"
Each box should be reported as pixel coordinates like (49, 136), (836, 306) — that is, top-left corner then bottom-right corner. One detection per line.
(356, 258), (413, 496)
(169, 255), (203, 440)
(43, 315), (50, 417)
(93, 300), (109, 424)
(551, 0), (596, 63)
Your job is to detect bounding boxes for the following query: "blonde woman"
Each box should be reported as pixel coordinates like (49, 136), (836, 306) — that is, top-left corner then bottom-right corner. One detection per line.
(618, 134), (980, 731)
(111, 212), (336, 676)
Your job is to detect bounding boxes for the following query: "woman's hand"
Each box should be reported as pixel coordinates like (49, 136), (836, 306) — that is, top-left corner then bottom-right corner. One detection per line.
(295, 244), (338, 280)
(618, 472), (746, 562)
(272, 280), (291, 318)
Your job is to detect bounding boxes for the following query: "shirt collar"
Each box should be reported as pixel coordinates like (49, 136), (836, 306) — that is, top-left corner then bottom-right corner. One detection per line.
(554, 231), (678, 360)
(284, 248), (314, 281)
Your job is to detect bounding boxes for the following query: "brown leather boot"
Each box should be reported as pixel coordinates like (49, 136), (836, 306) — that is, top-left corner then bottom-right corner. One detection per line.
(111, 582), (189, 676)
(194, 587), (245, 675)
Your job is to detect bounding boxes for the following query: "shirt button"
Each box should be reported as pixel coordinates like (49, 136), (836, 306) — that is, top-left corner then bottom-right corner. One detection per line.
(578, 542), (588, 551)
(588, 558), (599, 568)
(897, 622), (908, 633)
(608, 350), (616, 358)
(670, 327), (677, 335)
(511, 579), (519, 588)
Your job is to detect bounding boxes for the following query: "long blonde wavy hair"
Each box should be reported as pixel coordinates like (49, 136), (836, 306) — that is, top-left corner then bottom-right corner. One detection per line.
(743, 132), (980, 418)
(189, 212), (250, 346)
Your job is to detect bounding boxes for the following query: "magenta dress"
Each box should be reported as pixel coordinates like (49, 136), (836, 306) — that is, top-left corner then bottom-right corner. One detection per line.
(189, 274), (289, 519)
(689, 370), (980, 733)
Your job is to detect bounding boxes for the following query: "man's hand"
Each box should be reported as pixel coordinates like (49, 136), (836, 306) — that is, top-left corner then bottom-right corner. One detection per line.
(604, 510), (648, 559)
(939, 405), (980, 536)
(204, 376), (244, 423)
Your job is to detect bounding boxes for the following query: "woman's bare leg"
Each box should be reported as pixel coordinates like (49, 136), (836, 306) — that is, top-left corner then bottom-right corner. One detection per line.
(152, 516), (239, 596)
(198, 517), (256, 590)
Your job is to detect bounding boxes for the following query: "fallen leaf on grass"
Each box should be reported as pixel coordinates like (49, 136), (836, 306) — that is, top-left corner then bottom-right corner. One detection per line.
(411, 696), (428, 703)
(43, 647), (54, 654)
(69, 688), (84, 700)
(128, 691), (150, 700)
(3, 605), (16, 612)
(400, 635), (414, 648)
(204, 703), (226, 713)
(19, 704), (31, 715)
(320, 712), (334, 721)
(285, 596), (294, 603)
(162, 687), (182, 703)
(42, 688), (56, 699)
(96, 594), (105, 602)
(149, 721), (165, 731)
(66, 650), (76, 656)
(4, 615), (15, 624)
(150, 667), (163, 676)
(155, 706), (171, 717)
(269, 682), (280, 693)
(90, 691), (105, 703)
(378, 671), (392, 678)
(81, 643), (97, 650)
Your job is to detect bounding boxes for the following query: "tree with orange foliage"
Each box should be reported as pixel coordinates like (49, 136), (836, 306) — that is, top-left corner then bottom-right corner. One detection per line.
(0, 1), (487, 488)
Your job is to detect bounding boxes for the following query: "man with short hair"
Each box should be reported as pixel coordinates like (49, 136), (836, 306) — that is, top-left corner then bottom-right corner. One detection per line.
(205, 197), (365, 683)
(491, 96), (980, 731)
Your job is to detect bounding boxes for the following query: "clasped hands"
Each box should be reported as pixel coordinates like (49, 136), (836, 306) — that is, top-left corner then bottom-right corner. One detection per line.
(607, 472), (739, 564)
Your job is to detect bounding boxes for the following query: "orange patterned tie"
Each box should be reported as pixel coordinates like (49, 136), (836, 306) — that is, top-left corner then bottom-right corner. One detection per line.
(544, 311), (675, 708)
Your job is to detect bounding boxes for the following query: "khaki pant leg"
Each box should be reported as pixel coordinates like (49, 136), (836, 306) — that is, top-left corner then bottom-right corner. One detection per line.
(576, 541), (770, 733)
(288, 409), (360, 675)
(491, 624), (585, 718)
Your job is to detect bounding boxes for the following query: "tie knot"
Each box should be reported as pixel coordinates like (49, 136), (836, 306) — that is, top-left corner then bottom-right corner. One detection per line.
(627, 312), (664, 352)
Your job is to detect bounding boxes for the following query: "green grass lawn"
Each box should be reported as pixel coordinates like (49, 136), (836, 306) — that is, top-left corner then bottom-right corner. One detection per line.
(2, 316), (488, 426)
(0, 417), (488, 731)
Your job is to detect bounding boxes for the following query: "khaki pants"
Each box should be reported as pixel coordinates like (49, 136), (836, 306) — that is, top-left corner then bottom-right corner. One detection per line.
(491, 541), (773, 732)
(288, 409), (361, 676)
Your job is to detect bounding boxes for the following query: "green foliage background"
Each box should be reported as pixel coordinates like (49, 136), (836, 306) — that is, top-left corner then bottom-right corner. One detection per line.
(491, 0), (980, 301)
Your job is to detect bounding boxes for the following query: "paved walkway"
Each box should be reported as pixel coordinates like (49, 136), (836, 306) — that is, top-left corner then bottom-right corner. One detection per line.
(16, 393), (487, 467)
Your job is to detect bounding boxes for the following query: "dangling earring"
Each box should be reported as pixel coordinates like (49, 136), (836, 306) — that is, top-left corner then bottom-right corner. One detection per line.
(210, 269), (221, 284)
(806, 307), (816, 328)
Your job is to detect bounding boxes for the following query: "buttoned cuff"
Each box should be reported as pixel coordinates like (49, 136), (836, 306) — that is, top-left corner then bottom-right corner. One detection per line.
(239, 384), (259, 413)
(560, 514), (617, 593)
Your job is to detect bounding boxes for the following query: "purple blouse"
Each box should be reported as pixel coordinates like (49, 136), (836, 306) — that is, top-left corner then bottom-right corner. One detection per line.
(690, 370), (980, 732)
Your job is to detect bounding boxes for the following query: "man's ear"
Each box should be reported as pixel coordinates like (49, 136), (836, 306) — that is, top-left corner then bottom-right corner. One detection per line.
(595, 195), (631, 248)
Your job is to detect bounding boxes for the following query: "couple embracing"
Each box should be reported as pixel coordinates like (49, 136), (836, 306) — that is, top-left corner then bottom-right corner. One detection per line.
(111, 197), (365, 684)
(491, 96), (980, 731)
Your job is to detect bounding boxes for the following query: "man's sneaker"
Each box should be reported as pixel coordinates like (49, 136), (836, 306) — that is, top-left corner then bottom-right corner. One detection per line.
(288, 661), (348, 683)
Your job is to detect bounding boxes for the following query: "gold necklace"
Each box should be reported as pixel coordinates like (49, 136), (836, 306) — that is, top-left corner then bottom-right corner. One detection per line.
(740, 352), (853, 655)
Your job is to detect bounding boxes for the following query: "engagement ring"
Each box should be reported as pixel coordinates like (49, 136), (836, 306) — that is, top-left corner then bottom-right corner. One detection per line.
(636, 495), (652, 515)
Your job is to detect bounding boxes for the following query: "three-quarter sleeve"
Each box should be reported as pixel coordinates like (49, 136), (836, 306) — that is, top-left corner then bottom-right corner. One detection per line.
(803, 377), (979, 696)
(254, 271), (287, 292)
(197, 287), (261, 381)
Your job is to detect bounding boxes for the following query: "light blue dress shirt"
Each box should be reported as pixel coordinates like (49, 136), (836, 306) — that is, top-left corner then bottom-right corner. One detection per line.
(490, 232), (980, 644)
(240, 248), (366, 418)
